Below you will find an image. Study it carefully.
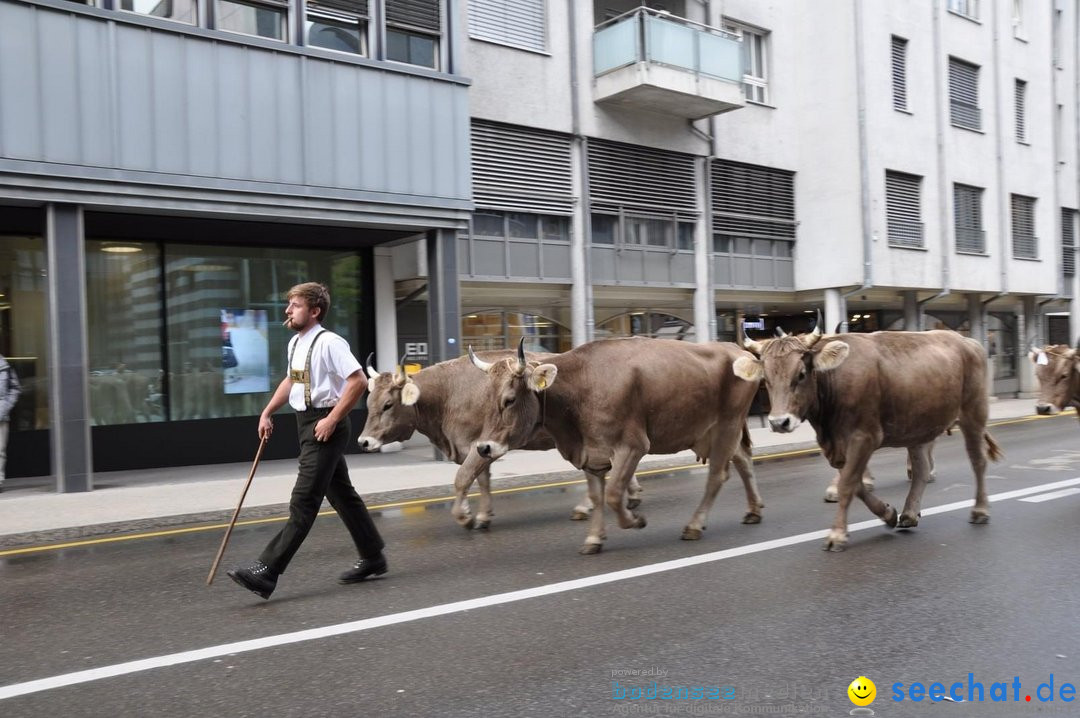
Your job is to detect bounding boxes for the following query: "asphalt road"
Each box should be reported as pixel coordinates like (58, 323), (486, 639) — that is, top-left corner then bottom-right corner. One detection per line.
(1, 414), (1078, 718)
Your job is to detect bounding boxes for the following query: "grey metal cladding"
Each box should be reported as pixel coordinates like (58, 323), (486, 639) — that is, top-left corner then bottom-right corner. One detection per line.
(471, 120), (574, 214)
(0, 0), (470, 212)
(587, 139), (698, 218)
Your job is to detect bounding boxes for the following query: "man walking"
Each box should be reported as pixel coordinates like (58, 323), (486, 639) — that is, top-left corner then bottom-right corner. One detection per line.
(0, 354), (20, 492)
(227, 282), (387, 599)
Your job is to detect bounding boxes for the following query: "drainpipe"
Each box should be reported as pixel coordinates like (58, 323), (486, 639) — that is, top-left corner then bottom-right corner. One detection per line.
(990, 0), (1009, 299)
(1073, 0), (1080, 342)
(838, 0), (873, 331)
(568, 0), (593, 345)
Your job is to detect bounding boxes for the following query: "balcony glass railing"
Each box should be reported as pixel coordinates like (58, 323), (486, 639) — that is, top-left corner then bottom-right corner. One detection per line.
(594, 8), (742, 82)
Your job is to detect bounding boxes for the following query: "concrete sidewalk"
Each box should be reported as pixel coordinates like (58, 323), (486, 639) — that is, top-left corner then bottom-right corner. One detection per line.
(0, 398), (1058, 546)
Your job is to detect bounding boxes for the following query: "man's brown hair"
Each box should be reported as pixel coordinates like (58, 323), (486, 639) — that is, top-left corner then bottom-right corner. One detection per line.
(287, 282), (331, 321)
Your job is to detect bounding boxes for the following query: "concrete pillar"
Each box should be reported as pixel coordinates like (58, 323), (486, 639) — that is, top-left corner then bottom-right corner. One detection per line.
(426, 228), (461, 364)
(1018, 296), (1038, 397)
(902, 290), (920, 331)
(373, 247), (398, 370)
(46, 204), (92, 493)
(824, 288), (843, 335)
(967, 294), (986, 346)
(569, 139), (589, 347)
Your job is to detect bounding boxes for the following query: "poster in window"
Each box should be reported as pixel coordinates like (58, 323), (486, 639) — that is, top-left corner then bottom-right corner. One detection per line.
(221, 309), (270, 394)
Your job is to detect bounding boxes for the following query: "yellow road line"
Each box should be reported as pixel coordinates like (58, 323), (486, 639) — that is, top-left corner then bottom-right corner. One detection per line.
(0, 410), (1072, 558)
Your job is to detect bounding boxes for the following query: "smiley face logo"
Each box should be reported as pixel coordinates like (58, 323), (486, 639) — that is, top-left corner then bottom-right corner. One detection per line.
(848, 676), (876, 706)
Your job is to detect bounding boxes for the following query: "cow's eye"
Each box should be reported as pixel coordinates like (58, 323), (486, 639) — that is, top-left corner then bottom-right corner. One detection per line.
(797, 367), (807, 382)
(383, 401), (393, 411)
(502, 395), (515, 409)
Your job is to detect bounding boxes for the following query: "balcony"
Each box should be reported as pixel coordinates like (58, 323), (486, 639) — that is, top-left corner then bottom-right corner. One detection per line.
(593, 8), (745, 120)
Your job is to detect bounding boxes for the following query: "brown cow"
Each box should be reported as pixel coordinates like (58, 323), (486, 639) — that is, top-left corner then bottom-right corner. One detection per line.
(1029, 343), (1080, 418)
(357, 352), (642, 530)
(734, 327), (1002, 551)
(470, 338), (763, 555)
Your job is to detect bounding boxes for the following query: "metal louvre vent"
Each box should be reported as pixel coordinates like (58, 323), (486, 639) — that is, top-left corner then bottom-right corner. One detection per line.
(588, 139), (699, 219)
(1015, 79), (1027, 142)
(885, 170), (924, 248)
(308, 0), (368, 15)
(1011, 194), (1038, 258)
(385, 0), (440, 32)
(471, 120), (574, 214)
(949, 57), (981, 130)
(954, 183), (984, 253)
(891, 36), (908, 111)
(711, 159), (795, 240)
(468, 0), (546, 52)
(1062, 208), (1076, 276)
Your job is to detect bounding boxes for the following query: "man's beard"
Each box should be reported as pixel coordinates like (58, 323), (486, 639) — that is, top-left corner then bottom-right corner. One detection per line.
(285, 317), (311, 331)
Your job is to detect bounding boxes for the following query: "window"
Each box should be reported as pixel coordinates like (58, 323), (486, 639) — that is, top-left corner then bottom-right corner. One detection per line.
(1062, 208), (1077, 277)
(596, 312), (695, 341)
(216, 0), (287, 40)
(468, 0), (546, 53)
(885, 170), (924, 248)
(712, 159), (796, 252)
(947, 0), (979, 20)
(724, 20), (769, 104)
(0, 236), (50, 435)
(891, 36), (908, 112)
(120, 0), (197, 24)
(949, 57), (981, 131)
(471, 211), (570, 242)
(462, 311), (570, 353)
(954, 184), (985, 254)
(307, 0), (368, 55)
(385, 0), (441, 69)
(1010, 194), (1038, 259)
(1015, 79), (1027, 143)
(588, 214), (693, 250)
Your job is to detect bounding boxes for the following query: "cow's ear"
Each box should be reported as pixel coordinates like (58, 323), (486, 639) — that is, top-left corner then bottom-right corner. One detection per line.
(814, 340), (850, 371)
(732, 356), (763, 382)
(527, 363), (557, 392)
(401, 381), (421, 406)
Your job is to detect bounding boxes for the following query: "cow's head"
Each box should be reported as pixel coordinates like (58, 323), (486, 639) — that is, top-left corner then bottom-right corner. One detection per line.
(470, 339), (556, 459)
(1028, 343), (1079, 415)
(357, 354), (421, 451)
(733, 321), (850, 433)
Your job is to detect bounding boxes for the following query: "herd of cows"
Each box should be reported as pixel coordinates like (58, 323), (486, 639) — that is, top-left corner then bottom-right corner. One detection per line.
(357, 320), (1080, 555)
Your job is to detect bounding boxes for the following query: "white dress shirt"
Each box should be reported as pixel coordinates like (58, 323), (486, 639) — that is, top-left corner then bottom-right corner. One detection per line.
(286, 323), (362, 411)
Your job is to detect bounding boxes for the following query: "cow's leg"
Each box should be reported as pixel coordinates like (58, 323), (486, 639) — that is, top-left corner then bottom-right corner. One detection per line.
(906, 446), (937, 483)
(580, 469), (608, 555)
(573, 474), (641, 520)
(824, 467), (874, 502)
(825, 435), (893, 551)
(450, 450), (490, 529)
(605, 447), (648, 530)
(730, 441), (763, 524)
(681, 432), (738, 540)
(474, 466), (494, 530)
(958, 419), (991, 524)
(898, 442), (933, 528)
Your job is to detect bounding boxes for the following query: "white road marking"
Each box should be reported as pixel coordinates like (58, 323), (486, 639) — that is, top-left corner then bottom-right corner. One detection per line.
(3, 476), (1080, 702)
(1018, 488), (1080, 503)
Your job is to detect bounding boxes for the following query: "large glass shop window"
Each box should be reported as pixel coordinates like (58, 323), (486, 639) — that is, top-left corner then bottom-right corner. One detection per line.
(0, 236), (49, 431)
(86, 242), (363, 424)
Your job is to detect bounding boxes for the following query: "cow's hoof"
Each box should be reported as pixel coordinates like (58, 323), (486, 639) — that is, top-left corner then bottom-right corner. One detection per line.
(897, 512), (919, 529)
(474, 519), (491, 531)
(631, 514), (647, 529)
(627, 497), (642, 510)
(579, 543), (603, 555)
(823, 487), (839, 503)
(969, 510), (990, 525)
(823, 530), (848, 551)
(882, 506), (898, 529)
(742, 512), (762, 525)
(681, 527), (703, 540)
(569, 510), (590, 521)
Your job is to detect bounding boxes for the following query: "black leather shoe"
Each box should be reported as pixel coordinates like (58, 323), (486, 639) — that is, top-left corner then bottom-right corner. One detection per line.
(227, 560), (278, 599)
(338, 554), (388, 584)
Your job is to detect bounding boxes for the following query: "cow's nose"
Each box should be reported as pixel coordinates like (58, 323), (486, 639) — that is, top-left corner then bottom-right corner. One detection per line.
(1035, 404), (1053, 415)
(358, 436), (379, 452)
(769, 416), (792, 433)
(476, 442), (493, 458)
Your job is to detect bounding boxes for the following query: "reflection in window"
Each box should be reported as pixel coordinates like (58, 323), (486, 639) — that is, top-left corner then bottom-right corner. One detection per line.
(0, 236), (49, 432)
(462, 310), (570, 353)
(307, 0), (368, 55)
(470, 211), (573, 242)
(387, 28), (437, 68)
(120, 0), (198, 24)
(217, 0), (287, 40)
(591, 214), (617, 245)
(596, 312), (695, 341)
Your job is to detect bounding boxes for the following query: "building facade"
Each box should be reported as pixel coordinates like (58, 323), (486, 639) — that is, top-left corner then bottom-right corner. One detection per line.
(1, 0), (1078, 488)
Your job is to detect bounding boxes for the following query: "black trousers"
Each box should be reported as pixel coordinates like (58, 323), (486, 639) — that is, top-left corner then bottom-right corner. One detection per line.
(258, 409), (385, 574)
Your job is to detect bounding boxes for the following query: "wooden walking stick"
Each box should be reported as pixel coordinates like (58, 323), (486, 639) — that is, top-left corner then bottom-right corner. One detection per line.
(206, 436), (268, 585)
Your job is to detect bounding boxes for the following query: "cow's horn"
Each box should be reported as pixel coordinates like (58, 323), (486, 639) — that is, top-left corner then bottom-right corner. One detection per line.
(775, 326), (788, 338)
(803, 310), (824, 348)
(468, 345), (494, 372)
(515, 336), (526, 375)
(365, 352), (379, 381)
(392, 353), (409, 386)
(743, 337), (764, 355)
(834, 321), (844, 334)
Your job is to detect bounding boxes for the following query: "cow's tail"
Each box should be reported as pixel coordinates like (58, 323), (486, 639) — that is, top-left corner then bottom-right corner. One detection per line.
(740, 424), (753, 455)
(984, 432), (1004, 462)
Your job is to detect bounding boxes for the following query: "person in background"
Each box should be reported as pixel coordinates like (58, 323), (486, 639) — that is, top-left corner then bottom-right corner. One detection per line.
(0, 354), (21, 492)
